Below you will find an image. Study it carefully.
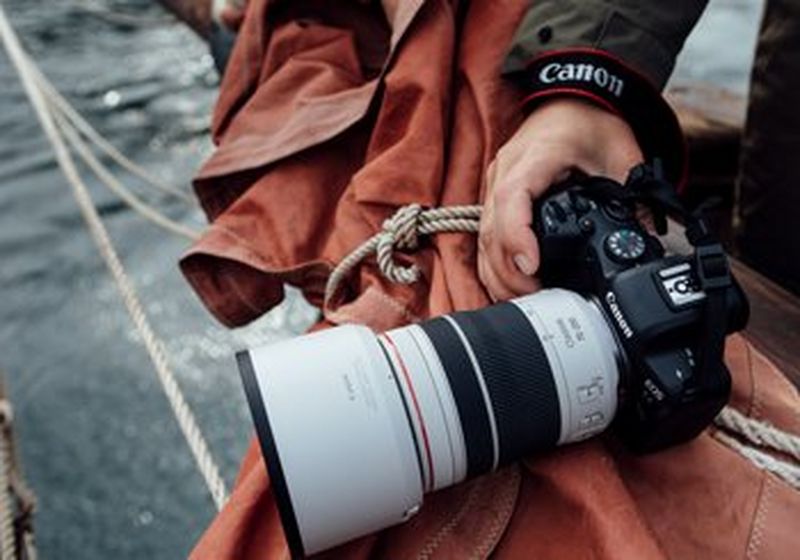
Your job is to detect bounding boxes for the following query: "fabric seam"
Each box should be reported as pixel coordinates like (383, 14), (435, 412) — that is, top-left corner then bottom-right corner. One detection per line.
(746, 474), (774, 560)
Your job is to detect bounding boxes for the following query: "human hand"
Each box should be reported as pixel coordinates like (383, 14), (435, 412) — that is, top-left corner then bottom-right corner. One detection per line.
(478, 97), (644, 301)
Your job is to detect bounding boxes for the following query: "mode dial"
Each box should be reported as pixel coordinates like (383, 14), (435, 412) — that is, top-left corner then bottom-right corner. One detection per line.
(605, 229), (646, 262)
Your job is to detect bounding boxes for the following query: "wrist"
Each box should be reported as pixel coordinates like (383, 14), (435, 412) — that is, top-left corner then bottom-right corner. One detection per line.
(508, 48), (686, 189)
(516, 97), (644, 183)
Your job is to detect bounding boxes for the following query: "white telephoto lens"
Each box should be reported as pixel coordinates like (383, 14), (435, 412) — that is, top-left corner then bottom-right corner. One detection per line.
(239, 288), (621, 557)
(239, 325), (424, 557)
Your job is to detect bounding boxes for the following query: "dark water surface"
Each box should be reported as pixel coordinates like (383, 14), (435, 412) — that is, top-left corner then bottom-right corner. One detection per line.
(0, 0), (762, 558)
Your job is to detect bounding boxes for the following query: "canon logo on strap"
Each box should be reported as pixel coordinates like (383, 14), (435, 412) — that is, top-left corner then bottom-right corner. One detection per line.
(539, 62), (625, 98)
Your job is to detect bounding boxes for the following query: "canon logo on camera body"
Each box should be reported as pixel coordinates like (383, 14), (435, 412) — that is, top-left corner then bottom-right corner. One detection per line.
(539, 62), (625, 98)
(604, 292), (634, 339)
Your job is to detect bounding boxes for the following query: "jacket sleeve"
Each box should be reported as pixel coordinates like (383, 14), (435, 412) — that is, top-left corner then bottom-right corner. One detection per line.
(504, 0), (709, 89)
(502, 0), (710, 187)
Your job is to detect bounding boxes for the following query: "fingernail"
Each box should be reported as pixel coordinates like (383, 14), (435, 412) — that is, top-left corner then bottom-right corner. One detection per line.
(513, 254), (535, 276)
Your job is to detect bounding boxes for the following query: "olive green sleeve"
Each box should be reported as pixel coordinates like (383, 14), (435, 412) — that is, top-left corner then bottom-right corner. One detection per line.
(504, 0), (709, 89)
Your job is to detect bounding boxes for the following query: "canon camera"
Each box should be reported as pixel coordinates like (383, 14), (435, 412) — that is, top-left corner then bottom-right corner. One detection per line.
(237, 164), (749, 557)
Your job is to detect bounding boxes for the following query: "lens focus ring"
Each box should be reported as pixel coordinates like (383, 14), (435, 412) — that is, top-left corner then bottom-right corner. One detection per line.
(450, 303), (561, 467)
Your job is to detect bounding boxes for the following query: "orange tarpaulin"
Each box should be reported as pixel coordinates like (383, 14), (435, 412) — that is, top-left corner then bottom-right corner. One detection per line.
(180, 1), (800, 557)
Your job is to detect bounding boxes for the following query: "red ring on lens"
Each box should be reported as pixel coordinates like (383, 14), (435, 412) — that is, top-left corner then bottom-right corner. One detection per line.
(381, 333), (435, 491)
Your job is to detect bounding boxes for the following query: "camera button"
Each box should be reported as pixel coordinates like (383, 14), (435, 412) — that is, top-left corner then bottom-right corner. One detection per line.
(547, 201), (568, 222)
(579, 412), (605, 429)
(605, 229), (646, 262)
(569, 192), (591, 215)
(577, 381), (603, 403)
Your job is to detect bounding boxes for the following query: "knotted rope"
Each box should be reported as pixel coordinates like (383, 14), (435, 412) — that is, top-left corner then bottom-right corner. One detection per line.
(327, 203), (800, 490)
(325, 204), (482, 305)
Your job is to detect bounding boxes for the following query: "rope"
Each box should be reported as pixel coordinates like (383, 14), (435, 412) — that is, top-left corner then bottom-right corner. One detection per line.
(8, 36), (203, 242)
(0, 2), (227, 510)
(715, 407), (800, 463)
(24, 48), (198, 205)
(0, 386), (36, 560)
(324, 204), (482, 305)
(0, 403), (16, 560)
(714, 431), (800, 488)
(52, 110), (201, 241)
(29, 50), (202, 239)
(327, 203), (800, 489)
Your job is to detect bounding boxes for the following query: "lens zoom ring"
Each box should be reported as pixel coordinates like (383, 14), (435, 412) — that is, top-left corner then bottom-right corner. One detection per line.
(451, 303), (560, 466)
(419, 317), (495, 477)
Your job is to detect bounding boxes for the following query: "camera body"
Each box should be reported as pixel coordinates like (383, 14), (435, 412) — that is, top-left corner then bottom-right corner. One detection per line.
(533, 177), (748, 452)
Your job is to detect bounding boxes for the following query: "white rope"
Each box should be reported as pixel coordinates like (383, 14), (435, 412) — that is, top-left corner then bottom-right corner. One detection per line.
(24, 49), (198, 205)
(715, 407), (800, 463)
(0, 2), (227, 510)
(0, 403), (16, 560)
(324, 203), (482, 305)
(52, 110), (201, 241)
(714, 431), (800, 489)
(0, 394), (36, 560)
(28, 49), (202, 240)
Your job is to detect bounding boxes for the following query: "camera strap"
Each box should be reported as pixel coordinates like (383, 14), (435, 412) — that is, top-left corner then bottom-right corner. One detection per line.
(625, 162), (733, 388)
(573, 162), (732, 387)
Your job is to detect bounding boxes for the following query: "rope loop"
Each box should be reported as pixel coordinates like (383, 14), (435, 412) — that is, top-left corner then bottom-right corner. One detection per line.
(382, 203), (423, 251)
(324, 203), (482, 307)
(377, 203), (423, 284)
